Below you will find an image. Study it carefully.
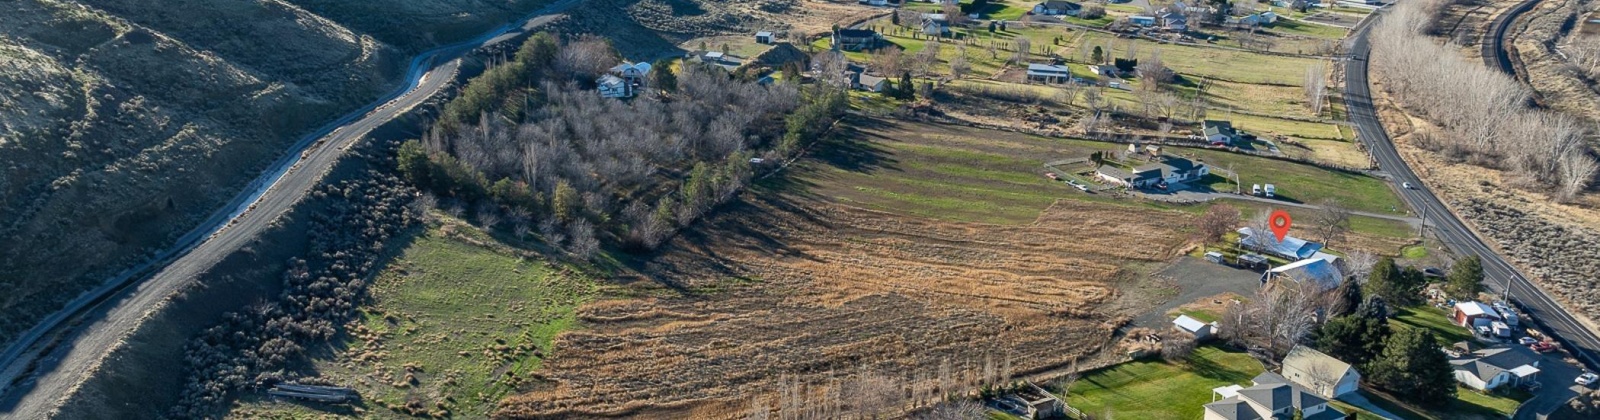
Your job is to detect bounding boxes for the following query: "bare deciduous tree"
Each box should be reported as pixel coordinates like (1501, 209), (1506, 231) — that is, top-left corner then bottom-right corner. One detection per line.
(1312, 198), (1351, 249)
(1304, 64), (1327, 115)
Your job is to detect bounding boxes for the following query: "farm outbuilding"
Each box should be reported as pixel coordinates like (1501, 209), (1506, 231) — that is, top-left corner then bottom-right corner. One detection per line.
(1173, 314), (1216, 340)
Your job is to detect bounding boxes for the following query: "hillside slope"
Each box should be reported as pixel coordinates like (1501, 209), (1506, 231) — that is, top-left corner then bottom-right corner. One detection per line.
(0, 0), (553, 349)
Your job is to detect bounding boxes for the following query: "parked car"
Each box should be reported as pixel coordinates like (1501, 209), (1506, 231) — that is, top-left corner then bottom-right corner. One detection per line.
(1519, 337), (1539, 346)
(1576, 372), (1598, 387)
(1531, 341), (1558, 353)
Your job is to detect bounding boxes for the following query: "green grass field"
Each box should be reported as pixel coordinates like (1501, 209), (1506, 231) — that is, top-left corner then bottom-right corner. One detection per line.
(1064, 346), (1264, 419)
(236, 220), (595, 417)
(1393, 305), (1471, 346)
(1071, 32), (1328, 85)
(1184, 148), (1403, 214)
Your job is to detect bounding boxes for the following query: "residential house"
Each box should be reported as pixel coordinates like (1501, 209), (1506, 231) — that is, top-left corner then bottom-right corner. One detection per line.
(1267, 257), (1344, 289)
(859, 0), (889, 6)
(1160, 11), (1188, 31)
(1033, 0), (1083, 16)
(1130, 15), (1158, 26)
(1173, 314), (1217, 340)
(1094, 156), (1209, 189)
(856, 73), (888, 92)
(1281, 346), (1361, 399)
(755, 31), (774, 44)
(610, 61), (652, 81)
(597, 74), (631, 98)
(1237, 227), (1325, 260)
(1026, 63), (1073, 83)
(1453, 301), (1503, 328)
(1233, 11), (1279, 27)
(1089, 64), (1120, 78)
(1450, 345), (1542, 391)
(832, 29), (882, 51)
(922, 14), (953, 36)
(1206, 372), (1346, 420)
(1204, 120), (1240, 145)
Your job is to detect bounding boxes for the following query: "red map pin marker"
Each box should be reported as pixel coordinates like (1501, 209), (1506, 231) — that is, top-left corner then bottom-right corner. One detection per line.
(1269, 209), (1292, 242)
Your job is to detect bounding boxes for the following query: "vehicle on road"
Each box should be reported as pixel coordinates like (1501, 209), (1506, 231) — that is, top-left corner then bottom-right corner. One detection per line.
(1520, 337), (1540, 346)
(1402, 181), (1413, 189)
(1576, 372), (1598, 386)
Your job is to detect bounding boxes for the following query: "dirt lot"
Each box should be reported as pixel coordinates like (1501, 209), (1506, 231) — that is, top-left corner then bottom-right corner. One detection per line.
(495, 120), (1199, 418)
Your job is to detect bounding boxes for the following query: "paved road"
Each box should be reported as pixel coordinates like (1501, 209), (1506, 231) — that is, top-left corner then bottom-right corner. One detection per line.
(0, 0), (582, 416)
(1344, 3), (1600, 391)
(1481, 0), (1542, 76)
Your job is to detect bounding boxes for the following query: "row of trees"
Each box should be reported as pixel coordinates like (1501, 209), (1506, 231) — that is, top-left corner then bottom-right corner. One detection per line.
(171, 174), (419, 417)
(1314, 292), (1457, 405)
(1372, 0), (1598, 201)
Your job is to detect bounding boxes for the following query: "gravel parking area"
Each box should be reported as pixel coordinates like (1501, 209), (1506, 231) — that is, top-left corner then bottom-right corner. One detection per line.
(1133, 256), (1264, 328)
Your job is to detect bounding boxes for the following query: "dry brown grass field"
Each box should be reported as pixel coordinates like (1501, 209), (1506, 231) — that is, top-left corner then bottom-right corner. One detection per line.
(495, 120), (1198, 418)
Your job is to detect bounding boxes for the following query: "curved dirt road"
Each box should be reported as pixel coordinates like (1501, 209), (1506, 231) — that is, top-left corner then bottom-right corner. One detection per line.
(0, 1), (580, 416)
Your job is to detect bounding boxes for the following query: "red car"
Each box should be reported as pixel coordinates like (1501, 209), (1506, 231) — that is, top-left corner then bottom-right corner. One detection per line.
(1045, 172), (1059, 180)
(1531, 342), (1558, 353)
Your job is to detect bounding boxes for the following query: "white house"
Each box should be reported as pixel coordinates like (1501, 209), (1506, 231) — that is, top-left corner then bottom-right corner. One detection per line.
(1089, 64), (1119, 78)
(1173, 315), (1217, 340)
(855, 73), (888, 92)
(597, 74), (631, 98)
(1205, 372), (1345, 420)
(1130, 15), (1158, 26)
(922, 14), (953, 36)
(1203, 120), (1239, 145)
(1450, 345), (1541, 391)
(1281, 346), (1361, 399)
(1025, 63), (1073, 83)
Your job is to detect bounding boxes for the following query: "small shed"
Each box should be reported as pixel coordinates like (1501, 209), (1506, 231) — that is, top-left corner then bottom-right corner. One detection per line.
(755, 31), (774, 44)
(1204, 251), (1225, 264)
(1453, 301), (1502, 327)
(1173, 314), (1216, 340)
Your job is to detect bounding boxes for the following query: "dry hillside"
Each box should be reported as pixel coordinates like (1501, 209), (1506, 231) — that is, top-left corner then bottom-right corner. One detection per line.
(0, 0), (563, 348)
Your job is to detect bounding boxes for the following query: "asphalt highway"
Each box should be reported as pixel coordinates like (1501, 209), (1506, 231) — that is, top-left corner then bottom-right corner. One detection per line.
(1344, 8), (1600, 378)
(0, 0), (581, 416)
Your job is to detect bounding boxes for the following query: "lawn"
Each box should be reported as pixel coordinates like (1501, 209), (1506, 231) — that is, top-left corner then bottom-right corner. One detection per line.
(236, 220), (596, 417)
(1069, 31), (1329, 85)
(1360, 387), (1529, 420)
(1393, 305), (1472, 346)
(1182, 148), (1404, 215)
(1064, 346), (1264, 419)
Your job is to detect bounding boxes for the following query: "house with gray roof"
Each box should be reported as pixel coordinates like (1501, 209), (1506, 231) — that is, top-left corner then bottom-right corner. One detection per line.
(1281, 346), (1361, 398)
(1450, 344), (1541, 391)
(1204, 120), (1240, 145)
(1205, 372), (1346, 420)
(1026, 63), (1074, 83)
(1095, 156), (1209, 189)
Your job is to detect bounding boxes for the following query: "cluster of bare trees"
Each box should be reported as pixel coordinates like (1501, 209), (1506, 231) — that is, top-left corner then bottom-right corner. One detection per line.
(171, 174), (418, 417)
(1565, 35), (1600, 81)
(1218, 280), (1337, 359)
(405, 60), (812, 255)
(1372, 0), (1598, 200)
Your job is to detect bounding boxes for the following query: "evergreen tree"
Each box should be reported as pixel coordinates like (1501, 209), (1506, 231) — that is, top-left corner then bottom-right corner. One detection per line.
(651, 60), (678, 92)
(899, 72), (916, 100)
(396, 140), (433, 188)
(1369, 328), (1456, 406)
(1313, 299), (1390, 367)
(1091, 46), (1104, 64)
(552, 180), (580, 222)
(989, 21), (998, 33)
(892, 11), (900, 26)
(1445, 256), (1485, 300)
(1366, 257), (1406, 304)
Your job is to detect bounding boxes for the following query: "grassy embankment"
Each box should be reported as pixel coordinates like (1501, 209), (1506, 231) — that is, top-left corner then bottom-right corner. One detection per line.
(233, 218), (596, 418)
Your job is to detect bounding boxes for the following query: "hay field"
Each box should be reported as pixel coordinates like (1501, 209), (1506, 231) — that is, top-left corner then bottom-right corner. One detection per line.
(496, 120), (1198, 418)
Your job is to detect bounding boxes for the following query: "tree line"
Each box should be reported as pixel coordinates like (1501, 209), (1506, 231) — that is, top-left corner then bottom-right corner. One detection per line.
(1372, 0), (1598, 201)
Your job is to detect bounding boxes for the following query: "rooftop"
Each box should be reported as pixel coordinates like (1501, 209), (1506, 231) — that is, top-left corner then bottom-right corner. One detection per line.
(1173, 314), (1209, 332)
(1455, 301), (1500, 318)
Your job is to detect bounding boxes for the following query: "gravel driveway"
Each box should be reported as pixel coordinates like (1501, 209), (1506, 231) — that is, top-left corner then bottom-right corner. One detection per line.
(1132, 256), (1263, 328)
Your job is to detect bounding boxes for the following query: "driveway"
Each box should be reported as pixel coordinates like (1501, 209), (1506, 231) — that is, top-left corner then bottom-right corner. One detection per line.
(1132, 256), (1262, 328)
(1513, 352), (1588, 420)
(1337, 392), (1407, 420)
